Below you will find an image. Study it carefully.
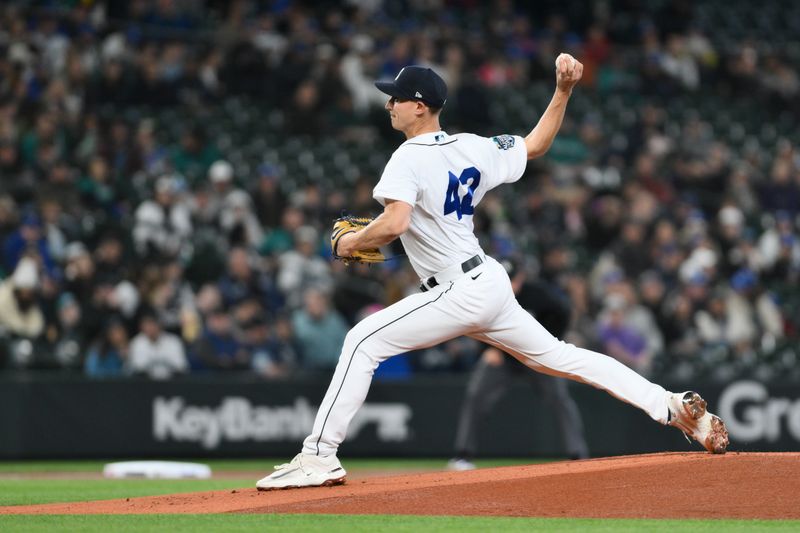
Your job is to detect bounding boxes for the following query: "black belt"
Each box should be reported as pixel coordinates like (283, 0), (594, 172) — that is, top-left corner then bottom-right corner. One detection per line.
(420, 255), (483, 292)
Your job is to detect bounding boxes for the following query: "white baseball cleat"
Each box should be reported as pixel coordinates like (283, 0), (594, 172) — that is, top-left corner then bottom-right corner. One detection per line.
(256, 453), (346, 490)
(446, 458), (476, 472)
(667, 391), (729, 454)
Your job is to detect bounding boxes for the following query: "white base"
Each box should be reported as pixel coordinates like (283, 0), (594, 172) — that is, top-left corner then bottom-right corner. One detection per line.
(102, 461), (212, 479)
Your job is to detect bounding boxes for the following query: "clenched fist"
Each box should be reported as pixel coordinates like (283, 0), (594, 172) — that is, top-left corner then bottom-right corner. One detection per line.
(555, 53), (583, 94)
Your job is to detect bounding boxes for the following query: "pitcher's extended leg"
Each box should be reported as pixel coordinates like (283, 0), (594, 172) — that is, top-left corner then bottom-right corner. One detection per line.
(472, 301), (670, 424)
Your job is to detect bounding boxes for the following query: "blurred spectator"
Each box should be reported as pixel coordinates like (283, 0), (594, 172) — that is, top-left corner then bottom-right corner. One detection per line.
(695, 289), (733, 351)
(93, 233), (128, 282)
(292, 288), (348, 371)
(340, 34), (385, 114)
(145, 260), (195, 335)
(597, 294), (655, 375)
(611, 220), (651, 278)
(86, 59), (133, 109)
(609, 278), (665, 358)
(761, 56), (799, 105)
(277, 225), (332, 308)
(0, 140), (24, 180)
(726, 228), (764, 276)
(251, 163), (287, 229)
(638, 271), (672, 337)
(135, 50), (179, 108)
(220, 189), (263, 248)
(285, 80), (324, 136)
(99, 119), (136, 180)
(251, 313), (300, 378)
(20, 113), (66, 166)
(759, 212), (800, 281)
(37, 162), (81, 213)
(128, 312), (188, 379)
(190, 307), (249, 371)
(0, 257), (44, 340)
(171, 126), (220, 184)
(77, 155), (119, 219)
(3, 212), (56, 276)
(293, 183), (329, 227)
(660, 35), (700, 90)
(133, 119), (169, 179)
(259, 205), (304, 257)
(0, 196), (19, 251)
(758, 158), (800, 215)
(49, 292), (85, 369)
(84, 319), (129, 378)
(204, 159), (235, 218)
(725, 268), (784, 355)
(133, 175), (192, 260)
(584, 194), (624, 252)
(63, 241), (96, 306)
(245, 314), (292, 379)
(195, 283), (223, 317)
(218, 247), (283, 313)
(38, 197), (70, 263)
(714, 205), (748, 276)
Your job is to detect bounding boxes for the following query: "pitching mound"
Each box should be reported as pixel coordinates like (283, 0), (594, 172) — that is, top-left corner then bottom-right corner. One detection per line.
(2, 452), (798, 519)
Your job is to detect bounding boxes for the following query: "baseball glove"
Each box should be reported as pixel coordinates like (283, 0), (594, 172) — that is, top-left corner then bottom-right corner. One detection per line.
(331, 215), (386, 265)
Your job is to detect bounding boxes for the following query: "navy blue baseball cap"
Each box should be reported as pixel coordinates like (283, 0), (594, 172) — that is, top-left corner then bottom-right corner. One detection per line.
(375, 66), (448, 108)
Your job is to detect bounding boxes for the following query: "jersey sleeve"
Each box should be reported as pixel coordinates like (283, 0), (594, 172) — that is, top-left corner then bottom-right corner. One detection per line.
(484, 134), (528, 188)
(372, 149), (419, 206)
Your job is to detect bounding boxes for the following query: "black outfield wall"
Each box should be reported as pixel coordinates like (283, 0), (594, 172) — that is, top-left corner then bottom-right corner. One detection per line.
(1, 376), (797, 458)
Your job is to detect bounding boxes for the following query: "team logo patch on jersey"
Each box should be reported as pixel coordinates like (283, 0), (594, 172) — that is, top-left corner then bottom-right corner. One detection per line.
(492, 135), (515, 150)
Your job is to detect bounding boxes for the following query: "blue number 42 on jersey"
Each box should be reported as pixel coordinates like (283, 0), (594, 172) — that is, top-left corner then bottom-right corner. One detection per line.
(443, 167), (481, 220)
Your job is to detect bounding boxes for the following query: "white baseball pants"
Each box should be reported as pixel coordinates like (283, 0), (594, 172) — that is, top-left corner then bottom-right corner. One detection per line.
(302, 255), (669, 456)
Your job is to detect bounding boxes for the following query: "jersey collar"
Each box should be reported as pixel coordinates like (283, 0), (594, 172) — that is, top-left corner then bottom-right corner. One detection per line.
(402, 131), (448, 146)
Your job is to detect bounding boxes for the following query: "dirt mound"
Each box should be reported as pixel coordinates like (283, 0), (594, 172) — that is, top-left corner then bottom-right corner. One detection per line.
(2, 452), (798, 519)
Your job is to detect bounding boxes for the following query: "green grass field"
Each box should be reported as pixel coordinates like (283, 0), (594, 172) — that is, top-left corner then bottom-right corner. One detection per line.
(1, 459), (796, 532)
(2, 515), (799, 533)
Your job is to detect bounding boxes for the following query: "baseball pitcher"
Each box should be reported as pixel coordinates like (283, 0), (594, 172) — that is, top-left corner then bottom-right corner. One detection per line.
(257, 55), (728, 490)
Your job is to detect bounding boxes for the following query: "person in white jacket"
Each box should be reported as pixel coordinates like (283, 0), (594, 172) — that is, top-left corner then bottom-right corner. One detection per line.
(128, 312), (187, 380)
(0, 257), (44, 339)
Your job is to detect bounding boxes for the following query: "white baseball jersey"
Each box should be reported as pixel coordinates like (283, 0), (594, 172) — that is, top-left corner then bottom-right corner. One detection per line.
(372, 131), (527, 278)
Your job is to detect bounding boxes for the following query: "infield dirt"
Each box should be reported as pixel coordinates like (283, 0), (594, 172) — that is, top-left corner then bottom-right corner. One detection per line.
(2, 452), (798, 519)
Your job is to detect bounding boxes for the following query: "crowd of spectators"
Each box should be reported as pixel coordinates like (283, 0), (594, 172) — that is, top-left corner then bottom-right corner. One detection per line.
(0, 1), (799, 382)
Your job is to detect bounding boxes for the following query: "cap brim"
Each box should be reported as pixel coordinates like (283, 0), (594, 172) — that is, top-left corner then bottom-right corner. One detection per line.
(375, 80), (413, 100)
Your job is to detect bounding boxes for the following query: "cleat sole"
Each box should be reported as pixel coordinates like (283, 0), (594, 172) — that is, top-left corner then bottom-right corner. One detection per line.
(256, 476), (346, 491)
(706, 416), (729, 454)
(683, 392), (707, 420)
(321, 476), (347, 487)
